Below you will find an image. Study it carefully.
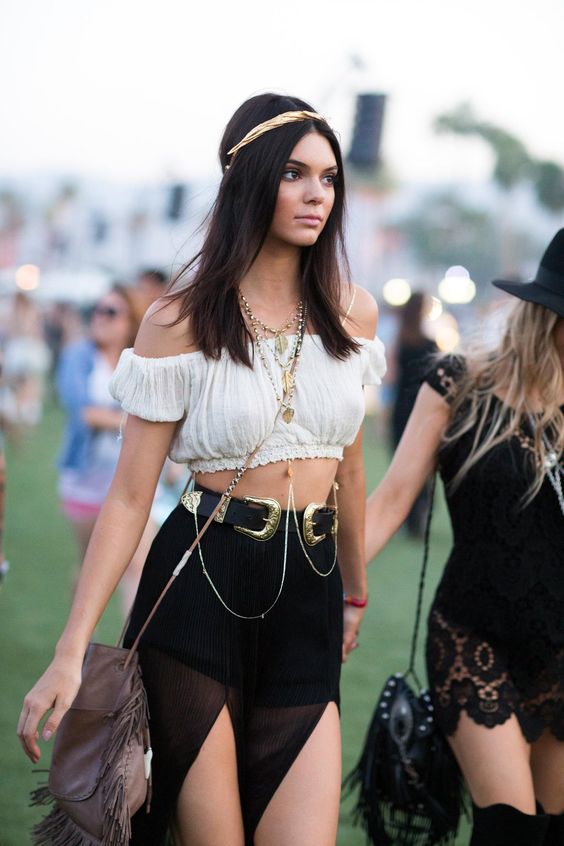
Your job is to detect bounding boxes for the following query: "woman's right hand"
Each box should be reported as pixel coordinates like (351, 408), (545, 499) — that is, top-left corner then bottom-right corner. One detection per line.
(17, 656), (83, 764)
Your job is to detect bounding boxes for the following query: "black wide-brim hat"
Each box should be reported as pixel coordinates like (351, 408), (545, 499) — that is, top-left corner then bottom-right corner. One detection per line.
(492, 228), (564, 318)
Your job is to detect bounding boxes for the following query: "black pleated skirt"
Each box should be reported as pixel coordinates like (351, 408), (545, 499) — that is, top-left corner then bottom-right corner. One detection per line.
(125, 494), (343, 844)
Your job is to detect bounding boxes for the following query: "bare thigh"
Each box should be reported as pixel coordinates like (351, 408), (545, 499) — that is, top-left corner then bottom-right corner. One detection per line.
(448, 712), (535, 813)
(172, 704), (244, 846)
(254, 702), (341, 846)
(531, 729), (564, 814)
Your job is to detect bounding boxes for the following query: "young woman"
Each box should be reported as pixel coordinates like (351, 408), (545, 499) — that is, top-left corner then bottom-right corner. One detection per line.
(365, 231), (564, 845)
(56, 284), (152, 617)
(18, 93), (386, 846)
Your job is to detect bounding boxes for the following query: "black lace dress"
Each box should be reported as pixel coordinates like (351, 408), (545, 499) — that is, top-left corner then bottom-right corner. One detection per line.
(424, 356), (564, 742)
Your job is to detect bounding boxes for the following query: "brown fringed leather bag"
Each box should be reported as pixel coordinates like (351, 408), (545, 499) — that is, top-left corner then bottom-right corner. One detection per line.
(31, 644), (151, 846)
(30, 358), (298, 846)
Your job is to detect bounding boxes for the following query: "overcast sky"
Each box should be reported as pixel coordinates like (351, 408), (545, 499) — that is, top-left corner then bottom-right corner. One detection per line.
(2, 0), (564, 186)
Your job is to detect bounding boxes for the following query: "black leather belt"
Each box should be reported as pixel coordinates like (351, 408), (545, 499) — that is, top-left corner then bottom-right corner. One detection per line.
(180, 486), (336, 544)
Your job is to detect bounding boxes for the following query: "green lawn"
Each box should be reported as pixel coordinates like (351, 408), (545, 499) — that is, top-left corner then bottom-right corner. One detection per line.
(0, 408), (470, 844)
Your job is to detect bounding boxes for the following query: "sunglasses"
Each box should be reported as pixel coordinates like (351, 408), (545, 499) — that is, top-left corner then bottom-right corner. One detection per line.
(93, 305), (127, 319)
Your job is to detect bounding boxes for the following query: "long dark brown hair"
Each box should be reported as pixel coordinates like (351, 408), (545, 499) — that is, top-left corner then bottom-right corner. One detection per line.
(166, 92), (358, 366)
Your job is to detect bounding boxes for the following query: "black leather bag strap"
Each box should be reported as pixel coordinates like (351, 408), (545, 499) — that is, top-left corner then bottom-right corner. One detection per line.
(405, 474), (436, 688)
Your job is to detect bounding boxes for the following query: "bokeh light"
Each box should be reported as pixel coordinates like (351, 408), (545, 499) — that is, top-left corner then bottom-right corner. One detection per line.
(426, 296), (443, 321)
(383, 277), (411, 306)
(438, 265), (476, 304)
(435, 325), (460, 351)
(15, 264), (40, 291)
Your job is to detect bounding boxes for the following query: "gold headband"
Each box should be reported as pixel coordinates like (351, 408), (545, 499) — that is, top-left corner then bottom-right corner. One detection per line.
(226, 110), (327, 164)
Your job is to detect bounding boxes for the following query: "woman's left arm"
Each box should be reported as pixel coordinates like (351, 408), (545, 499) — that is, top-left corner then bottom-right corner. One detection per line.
(337, 284), (379, 662)
(335, 427), (367, 662)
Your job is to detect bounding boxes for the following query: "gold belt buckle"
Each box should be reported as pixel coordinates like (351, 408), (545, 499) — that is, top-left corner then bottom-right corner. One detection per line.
(233, 496), (282, 542)
(303, 502), (329, 546)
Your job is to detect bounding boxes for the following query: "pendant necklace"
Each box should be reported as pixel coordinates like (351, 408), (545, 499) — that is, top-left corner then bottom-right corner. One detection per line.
(528, 415), (564, 517)
(250, 306), (299, 358)
(544, 449), (564, 517)
(240, 293), (306, 423)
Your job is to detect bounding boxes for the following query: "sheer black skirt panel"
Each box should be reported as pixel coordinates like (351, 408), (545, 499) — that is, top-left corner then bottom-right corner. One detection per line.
(125, 501), (343, 843)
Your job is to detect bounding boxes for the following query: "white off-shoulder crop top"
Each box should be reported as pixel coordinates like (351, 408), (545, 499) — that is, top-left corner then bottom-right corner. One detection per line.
(109, 334), (386, 473)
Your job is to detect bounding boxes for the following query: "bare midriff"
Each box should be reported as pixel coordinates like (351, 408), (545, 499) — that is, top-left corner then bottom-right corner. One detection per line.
(195, 456), (340, 511)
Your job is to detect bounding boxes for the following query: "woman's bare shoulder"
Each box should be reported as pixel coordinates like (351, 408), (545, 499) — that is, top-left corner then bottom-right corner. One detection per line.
(341, 283), (378, 340)
(134, 296), (198, 358)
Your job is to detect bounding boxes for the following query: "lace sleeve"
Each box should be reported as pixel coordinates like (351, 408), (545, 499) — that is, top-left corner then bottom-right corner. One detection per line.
(423, 354), (466, 404)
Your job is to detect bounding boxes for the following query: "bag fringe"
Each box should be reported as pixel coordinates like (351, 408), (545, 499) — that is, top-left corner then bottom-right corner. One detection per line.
(104, 766), (132, 845)
(31, 805), (100, 846)
(344, 687), (466, 846)
(30, 667), (150, 846)
(30, 784), (55, 808)
(100, 668), (149, 845)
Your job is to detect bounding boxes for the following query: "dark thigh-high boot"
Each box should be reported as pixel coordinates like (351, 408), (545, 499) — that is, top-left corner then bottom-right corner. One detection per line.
(469, 803), (550, 846)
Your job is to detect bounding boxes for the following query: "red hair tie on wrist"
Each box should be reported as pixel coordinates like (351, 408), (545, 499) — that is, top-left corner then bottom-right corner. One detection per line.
(343, 593), (368, 608)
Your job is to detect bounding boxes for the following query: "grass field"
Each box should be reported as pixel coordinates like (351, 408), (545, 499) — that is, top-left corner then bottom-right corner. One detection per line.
(0, 405), (471, 845)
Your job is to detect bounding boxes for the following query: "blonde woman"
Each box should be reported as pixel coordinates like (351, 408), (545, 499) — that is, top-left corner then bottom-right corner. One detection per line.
(366, 231), (564, 845)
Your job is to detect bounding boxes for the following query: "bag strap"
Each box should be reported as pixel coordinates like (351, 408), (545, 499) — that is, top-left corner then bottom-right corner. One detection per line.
(121, 327), (303, 667)
(405, 473), (436, 689)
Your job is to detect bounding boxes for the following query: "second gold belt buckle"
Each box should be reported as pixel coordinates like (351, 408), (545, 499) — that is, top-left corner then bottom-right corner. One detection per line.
(303, 501), (328, 546)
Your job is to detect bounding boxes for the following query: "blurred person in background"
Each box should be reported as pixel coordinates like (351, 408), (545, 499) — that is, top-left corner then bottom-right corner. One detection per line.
(390, 291), (437, 537)
(0, 349), (8, 589)
(43, 300), (82, 377)
(366, 230), (564, 845)
(0, 444), (6, 590)
(2, 291), (51, 439)
(56, 284), (151, 617)
(136, 267), (168, 306)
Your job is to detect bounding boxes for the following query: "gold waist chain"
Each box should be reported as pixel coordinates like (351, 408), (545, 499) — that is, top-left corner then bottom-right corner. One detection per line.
(193, 460), (339, 619)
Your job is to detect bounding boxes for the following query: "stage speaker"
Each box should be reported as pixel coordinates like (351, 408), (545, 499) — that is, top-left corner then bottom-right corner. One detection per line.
(348, 93), (386, 169)
(167, 183), (186, 220)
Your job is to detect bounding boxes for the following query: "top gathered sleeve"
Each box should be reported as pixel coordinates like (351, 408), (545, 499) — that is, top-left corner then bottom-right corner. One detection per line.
(359, 336), (387, 385)
(423, 354), (466, 404)
(109, 348), (189, 422)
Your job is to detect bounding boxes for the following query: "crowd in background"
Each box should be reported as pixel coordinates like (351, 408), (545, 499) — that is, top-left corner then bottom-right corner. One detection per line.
(0, 269), (187, 613)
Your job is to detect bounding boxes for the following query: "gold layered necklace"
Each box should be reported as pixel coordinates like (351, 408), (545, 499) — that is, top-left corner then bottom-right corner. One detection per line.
(250, 308), (299, 356)
(240, 293), (306, 423)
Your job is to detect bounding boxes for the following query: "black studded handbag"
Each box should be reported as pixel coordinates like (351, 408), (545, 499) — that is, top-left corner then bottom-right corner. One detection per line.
(344, 478), (466, 846)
